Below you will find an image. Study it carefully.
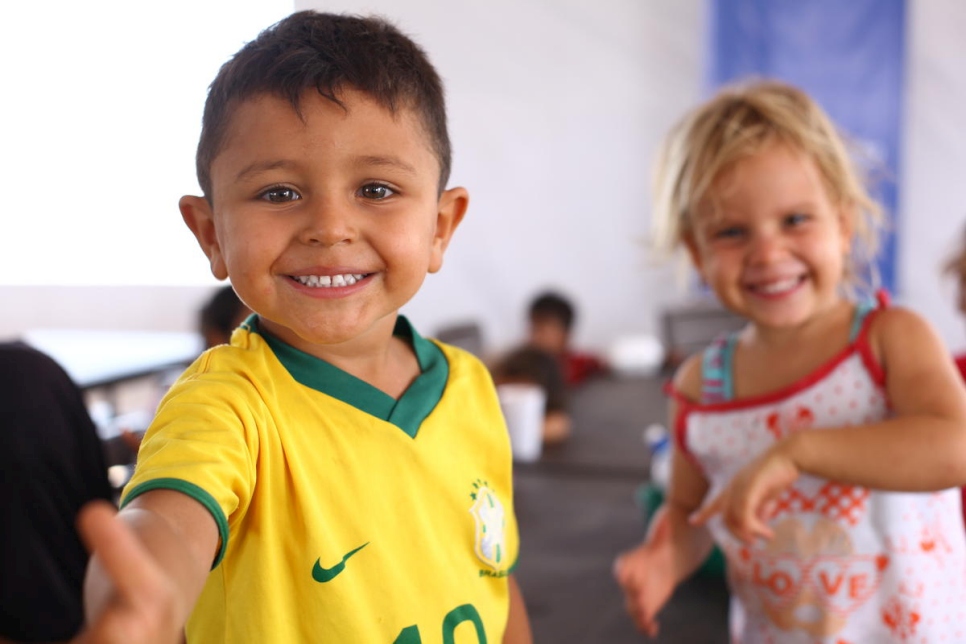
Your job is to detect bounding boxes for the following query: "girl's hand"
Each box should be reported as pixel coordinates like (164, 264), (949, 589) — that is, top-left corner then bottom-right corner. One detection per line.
(689, 444), (800, 543)
(73, 501), (185, 644)
(613, 514), (676, 637)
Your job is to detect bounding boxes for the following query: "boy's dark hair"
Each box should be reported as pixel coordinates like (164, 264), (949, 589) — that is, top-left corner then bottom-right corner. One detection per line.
(199, 285), (247, 339)
(528, 291), (575, 331)
(196, 11), (451, 201)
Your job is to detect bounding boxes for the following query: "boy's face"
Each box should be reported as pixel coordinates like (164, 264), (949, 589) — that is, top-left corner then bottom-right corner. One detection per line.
(528, 316), (569, 356)
(181, 89), (467, 356)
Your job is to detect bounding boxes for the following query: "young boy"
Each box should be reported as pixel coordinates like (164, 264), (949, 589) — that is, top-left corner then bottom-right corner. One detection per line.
(526, 291), (606, 387)
(76, 11), (531, 643)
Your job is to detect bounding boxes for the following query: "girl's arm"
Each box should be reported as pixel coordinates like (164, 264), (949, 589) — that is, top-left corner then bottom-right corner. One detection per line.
(790, 306), (966, 489)
(614, 448), (715, 637)
(75, 490), (219, 643)
(614, 358), (715, 636)
(693, 307), (966, 542)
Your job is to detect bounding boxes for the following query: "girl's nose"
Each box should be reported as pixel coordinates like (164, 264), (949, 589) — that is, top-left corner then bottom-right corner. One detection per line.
(299, 198), (355, 247)
(748, 231), (785, 264)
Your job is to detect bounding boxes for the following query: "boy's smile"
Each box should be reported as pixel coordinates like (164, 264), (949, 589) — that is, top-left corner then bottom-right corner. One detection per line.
(181, 89), (467, 362)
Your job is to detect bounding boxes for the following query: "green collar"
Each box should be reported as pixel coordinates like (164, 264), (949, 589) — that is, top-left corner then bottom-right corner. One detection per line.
(249, 315), (447, 438)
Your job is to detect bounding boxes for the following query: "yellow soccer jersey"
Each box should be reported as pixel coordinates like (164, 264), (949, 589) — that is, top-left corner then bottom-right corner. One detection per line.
(122, 316), (519, 643)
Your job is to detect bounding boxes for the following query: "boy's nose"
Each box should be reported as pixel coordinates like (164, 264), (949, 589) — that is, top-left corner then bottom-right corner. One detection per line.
(299, 199), (355, 247)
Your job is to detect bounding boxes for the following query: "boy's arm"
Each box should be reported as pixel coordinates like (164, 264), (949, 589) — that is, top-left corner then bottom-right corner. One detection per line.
(693, 307), (966, 542)
(502, 574), (532, 644)
(76, 490), (219, 643)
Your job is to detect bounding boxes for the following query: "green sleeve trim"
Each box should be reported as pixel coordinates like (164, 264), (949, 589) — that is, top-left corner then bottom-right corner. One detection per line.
(121, 477), (230, 569)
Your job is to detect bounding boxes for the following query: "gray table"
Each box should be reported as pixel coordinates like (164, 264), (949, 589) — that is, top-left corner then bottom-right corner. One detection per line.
(511, 375), (730, 643)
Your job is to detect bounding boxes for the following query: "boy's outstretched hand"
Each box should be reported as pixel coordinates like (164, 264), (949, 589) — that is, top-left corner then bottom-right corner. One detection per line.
(689, 444), (799, 543)
(73, 501), (184, 644)
(612, 513), (676, 638)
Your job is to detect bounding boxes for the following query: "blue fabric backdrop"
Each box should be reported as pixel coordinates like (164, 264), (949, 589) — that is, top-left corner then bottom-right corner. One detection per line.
(709, 0), (906, 295)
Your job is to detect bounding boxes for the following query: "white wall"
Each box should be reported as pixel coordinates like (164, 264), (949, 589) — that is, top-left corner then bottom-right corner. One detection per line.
(3, 0), (966, 358)
(899, 0), (966, 353)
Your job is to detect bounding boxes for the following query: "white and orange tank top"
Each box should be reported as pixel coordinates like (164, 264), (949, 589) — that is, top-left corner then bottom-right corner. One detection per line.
(669, 297), (966, 643)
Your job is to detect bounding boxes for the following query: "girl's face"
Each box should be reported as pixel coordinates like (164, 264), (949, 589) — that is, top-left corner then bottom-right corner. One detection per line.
(685, 142), (852, 333)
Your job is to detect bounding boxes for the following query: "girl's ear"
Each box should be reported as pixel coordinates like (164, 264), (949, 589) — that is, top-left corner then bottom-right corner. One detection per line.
(683, 231), (706, 277)
(837, 202), (856, 257)
(180, 195), (228, 280)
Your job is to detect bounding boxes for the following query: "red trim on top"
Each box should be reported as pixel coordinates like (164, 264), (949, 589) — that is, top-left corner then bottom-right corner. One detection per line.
(664, 380), (705, 473)
(875, 289), (891, 308)
(663, 296), (889, 476)
(855, 308), (886, 387)
(663, 300), (887, 416)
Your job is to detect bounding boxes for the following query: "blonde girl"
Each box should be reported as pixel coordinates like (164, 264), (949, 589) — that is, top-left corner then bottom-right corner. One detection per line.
(615, 80), (966, 643)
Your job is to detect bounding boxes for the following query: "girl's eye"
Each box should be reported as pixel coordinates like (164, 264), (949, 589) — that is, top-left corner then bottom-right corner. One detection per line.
(359, 183), (395, 200)
(713, 226), (745, 240)
(259, 187), (300, 203)
(785, 212), (810, 227)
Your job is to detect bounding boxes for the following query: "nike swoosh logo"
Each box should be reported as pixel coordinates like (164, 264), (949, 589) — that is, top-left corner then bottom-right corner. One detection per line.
(312, 542), (369, 583)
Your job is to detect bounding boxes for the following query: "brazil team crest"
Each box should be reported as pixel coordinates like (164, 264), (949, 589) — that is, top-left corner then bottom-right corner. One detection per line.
(469, 479), (507, 572)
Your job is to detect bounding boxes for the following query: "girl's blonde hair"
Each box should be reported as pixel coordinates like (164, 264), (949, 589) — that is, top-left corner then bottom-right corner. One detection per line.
(651, 79), (885, 294)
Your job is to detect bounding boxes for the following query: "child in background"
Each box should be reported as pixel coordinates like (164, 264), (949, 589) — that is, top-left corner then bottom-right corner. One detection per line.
(76, 11), (531, 643)
(527, 290), (606, 387)
(198, 284), (251, 349)
(491, 345), (572, 445)
(942, 225), (966, 531)
(614, 80), (966, 642)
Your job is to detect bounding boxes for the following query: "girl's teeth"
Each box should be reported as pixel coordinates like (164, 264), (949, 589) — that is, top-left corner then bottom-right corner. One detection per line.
(295, 274), (365, 288)
(757, 278), (799, 294)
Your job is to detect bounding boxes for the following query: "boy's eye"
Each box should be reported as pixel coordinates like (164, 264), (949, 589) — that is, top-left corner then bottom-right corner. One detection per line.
(359, 183), (395, 200)
(259, 187), (300, 203)
(784, 212), (810, 227)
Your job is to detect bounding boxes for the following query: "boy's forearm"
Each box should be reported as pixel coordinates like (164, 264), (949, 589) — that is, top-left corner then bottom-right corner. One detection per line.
(784, 416), (966, 491)
(84, 504), (214, 631)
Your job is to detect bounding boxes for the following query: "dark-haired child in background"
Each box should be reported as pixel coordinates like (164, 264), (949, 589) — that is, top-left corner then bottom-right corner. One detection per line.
(198, 284), (251, 349)
(527, 291), (607, 387)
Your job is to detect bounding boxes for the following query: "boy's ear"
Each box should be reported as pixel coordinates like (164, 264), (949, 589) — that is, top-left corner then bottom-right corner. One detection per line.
(428, 186), (469, 274)
(180, 196), (229, 280)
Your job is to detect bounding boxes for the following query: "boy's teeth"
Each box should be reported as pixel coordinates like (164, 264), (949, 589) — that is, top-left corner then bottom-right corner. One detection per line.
(294, 274), (365, 288)
(757, 277), (799, 294)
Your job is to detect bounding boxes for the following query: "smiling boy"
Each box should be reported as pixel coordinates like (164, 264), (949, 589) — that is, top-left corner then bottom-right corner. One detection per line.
(76, 11), (531, 644)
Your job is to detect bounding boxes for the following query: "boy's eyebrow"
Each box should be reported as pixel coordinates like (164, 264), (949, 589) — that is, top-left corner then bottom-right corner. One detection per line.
(352, 155), (418, 176)
(234, 159), (298, 182)
(233, 156), (419, 182)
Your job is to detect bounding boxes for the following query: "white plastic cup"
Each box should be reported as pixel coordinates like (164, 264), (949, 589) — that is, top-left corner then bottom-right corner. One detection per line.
(496, 383), (546, 463)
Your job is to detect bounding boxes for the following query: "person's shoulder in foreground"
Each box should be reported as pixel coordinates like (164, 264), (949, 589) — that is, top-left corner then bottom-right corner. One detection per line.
(0, 342), (113, 642)
(76, 10), (531, 644)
